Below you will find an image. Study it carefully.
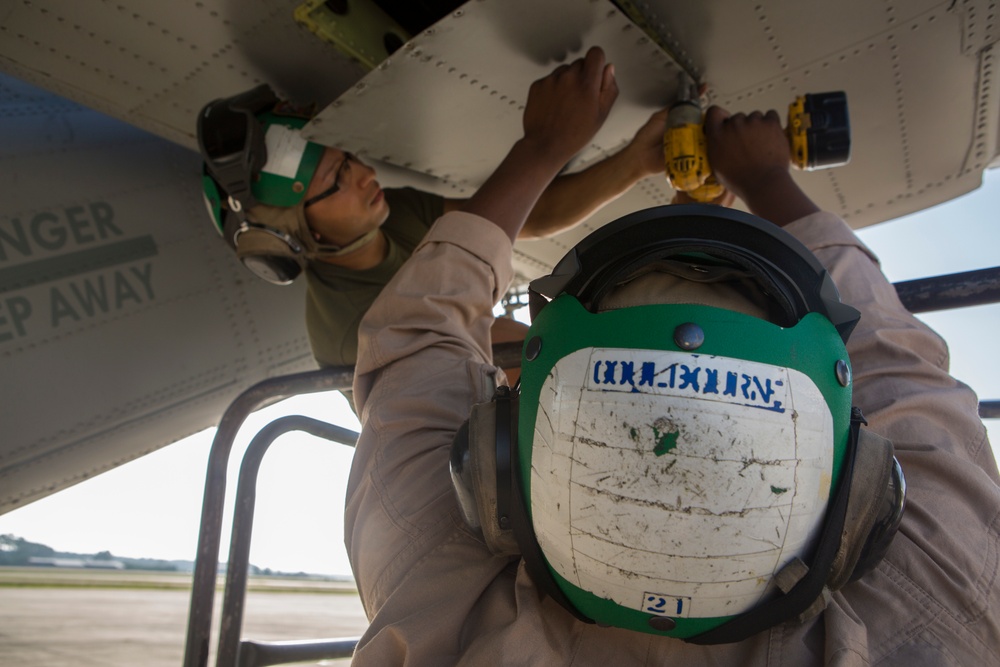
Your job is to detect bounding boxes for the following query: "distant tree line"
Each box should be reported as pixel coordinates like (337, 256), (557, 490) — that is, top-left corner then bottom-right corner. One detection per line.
(0, 534), (54, 565)
(0, 534), (179, 571)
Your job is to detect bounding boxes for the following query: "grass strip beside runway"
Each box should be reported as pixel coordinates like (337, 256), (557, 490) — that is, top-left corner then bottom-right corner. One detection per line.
(0, 566), (357, 594)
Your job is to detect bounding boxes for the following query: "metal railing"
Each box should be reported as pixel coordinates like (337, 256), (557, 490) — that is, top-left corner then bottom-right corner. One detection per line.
(894, 266), (1000, 314)
(216, 415), (359, 666)
(892, 266), (1000, 420)
(183, 367), (357, 667)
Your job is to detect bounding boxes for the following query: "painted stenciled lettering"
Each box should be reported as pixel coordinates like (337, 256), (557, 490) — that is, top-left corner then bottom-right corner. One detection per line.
(643, 592), (691, 618)
(589, 351), (787, 413)
(0, 203), (122, 261)
(50, 263), (155, 326)
(0, 202), (159, 341)
(0, 296), (32, 342)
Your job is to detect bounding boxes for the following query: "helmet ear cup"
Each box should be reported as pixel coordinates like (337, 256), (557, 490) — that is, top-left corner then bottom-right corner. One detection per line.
(449, 419), (480, 530)
(233, 225), (307, 285)
(450, 386), (598, 625)
(831, 428), (905, 587)
(241, 253), (303, 285)
(450, 394), (519, 556)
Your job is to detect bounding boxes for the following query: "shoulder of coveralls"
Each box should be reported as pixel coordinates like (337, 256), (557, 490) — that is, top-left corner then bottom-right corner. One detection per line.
(414, 211), (515, 302)
(781, 210), (880, 264)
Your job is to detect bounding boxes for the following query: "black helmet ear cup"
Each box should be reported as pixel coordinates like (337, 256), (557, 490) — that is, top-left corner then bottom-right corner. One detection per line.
(450, 396), (519, 556)
(825, 427), (902, 589)
(233, 223), (306, 285)
(449, 419), (480, 530)
(851, 455), (905, 581)
(241, 253), (303, 285)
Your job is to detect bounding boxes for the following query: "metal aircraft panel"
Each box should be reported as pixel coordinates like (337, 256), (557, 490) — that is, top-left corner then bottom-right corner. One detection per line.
(305, 0), (686, 189)
(0, 0), (367, 149)
(0, 76), (314, 511)
(303, 0), (999, 282)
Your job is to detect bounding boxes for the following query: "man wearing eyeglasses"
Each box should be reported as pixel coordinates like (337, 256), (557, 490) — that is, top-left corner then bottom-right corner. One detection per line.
(200, 64), (699, 378)
(298, 110), (672, 374)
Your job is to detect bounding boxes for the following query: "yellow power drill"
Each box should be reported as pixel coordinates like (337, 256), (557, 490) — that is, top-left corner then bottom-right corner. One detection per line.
(664, 77), (851, 201)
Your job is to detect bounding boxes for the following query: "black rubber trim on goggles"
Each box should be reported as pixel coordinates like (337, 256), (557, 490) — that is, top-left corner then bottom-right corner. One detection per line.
(197, 84), (278, 213)
(528, 204), (860, 343)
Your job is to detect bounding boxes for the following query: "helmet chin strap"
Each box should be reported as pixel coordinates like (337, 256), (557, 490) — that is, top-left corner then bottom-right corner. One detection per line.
(306, 228), (380, 260)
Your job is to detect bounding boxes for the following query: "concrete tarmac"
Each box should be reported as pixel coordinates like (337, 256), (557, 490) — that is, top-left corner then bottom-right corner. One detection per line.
(0, 574), (368, 666)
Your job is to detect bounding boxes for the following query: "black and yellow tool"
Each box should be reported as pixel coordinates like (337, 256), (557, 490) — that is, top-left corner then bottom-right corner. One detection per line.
(663, 77), (851, 201)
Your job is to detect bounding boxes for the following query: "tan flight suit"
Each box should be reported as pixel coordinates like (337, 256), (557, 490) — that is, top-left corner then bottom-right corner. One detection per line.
(346, 210), (1000, 665)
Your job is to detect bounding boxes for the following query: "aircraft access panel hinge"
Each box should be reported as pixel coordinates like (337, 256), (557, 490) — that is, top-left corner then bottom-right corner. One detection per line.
(294, 0), (411, 70)
(610, 0), (702, 84)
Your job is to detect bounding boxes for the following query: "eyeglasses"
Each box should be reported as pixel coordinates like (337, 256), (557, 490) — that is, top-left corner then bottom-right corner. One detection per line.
(303, 152), (356, 208)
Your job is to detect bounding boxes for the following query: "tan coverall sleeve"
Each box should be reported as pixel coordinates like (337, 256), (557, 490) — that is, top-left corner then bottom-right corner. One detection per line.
(345, 212), (521, 664)
(786, 211), (1000, 665)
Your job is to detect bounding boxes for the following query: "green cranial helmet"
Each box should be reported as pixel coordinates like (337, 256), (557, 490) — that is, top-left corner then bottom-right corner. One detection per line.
(450, 205), (905, 645)
(197, 84), (325, 235)
(198, 84), (357, 285)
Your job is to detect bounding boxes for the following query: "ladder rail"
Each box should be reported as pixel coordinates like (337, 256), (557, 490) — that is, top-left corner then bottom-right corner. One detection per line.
(236, 638), (361, 667)
(216, 415), (359, 667)
(183, 367), (354, 667)
(894, 266), (1000, 314)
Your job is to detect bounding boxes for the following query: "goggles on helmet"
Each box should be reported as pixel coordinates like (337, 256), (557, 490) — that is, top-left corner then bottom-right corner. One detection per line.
(197, 84), (325, 232)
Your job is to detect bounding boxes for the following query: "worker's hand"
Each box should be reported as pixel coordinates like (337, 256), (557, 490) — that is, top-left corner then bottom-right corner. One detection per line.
(622, 108), (668, 179)
(670, 185), (736, 207)
(462, 47), (617, 241)
(703, 106), (818, 226)
(624, 79), (715, 180)
(703, 106), (791, 204)
(522, 46), (619, 166)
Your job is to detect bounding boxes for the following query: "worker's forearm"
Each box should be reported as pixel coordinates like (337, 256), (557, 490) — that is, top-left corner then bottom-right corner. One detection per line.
(463, 47), (618, 241)
(737, 169), (819, 228)
(461, 137), (573, 242)
(520, 148), (651, 239)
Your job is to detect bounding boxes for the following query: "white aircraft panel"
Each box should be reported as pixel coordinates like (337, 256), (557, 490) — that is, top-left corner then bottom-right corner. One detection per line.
(302, 0), (998, 281)
(305, 0), (684, 191)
